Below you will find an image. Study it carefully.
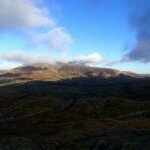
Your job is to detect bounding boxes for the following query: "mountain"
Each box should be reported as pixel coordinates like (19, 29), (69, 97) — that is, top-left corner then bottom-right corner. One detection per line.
(0, 70), (7, 74)
(0, 63), (141, 80)
(141, 74), (150, 77)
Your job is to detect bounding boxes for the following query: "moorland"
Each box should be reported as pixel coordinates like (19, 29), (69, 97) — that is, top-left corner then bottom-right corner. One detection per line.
(0, 63), (149, 149)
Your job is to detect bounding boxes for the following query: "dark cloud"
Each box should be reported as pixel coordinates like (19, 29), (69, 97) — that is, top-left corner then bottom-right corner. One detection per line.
(123, 0), (150, 63)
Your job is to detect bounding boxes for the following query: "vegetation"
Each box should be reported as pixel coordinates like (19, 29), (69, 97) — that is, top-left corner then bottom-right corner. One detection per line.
(0, 76), (149, 149)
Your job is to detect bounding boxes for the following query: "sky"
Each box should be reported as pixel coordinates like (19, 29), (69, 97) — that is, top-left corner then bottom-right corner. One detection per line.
(0, 0), (150, 74)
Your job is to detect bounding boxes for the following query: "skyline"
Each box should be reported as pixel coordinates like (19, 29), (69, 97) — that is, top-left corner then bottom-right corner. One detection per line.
(0, 0), (150, 73)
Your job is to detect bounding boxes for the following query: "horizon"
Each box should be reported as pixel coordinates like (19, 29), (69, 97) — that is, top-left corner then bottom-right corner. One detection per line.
(0, 0), (150, 74)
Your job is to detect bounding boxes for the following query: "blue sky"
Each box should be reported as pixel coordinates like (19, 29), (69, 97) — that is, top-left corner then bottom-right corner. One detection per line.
(0, 0), (149, 73)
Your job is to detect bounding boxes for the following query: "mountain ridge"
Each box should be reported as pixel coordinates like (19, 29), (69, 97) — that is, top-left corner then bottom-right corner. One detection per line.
(0, 63), (142, 80)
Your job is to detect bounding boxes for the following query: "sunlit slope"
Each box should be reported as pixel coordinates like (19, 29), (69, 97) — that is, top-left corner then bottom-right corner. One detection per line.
(0, 63), (141, 80)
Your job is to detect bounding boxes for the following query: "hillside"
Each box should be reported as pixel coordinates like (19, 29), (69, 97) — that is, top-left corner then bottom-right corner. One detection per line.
(0, 77), (149, 149)
(0, 63), (141, 81)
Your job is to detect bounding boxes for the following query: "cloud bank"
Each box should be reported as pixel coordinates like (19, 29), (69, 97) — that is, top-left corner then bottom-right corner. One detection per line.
(0, 51), (54, 65)
(123, 0), (150, 63)
(73, 53), (102, 65)
(0, 51), (103, 67)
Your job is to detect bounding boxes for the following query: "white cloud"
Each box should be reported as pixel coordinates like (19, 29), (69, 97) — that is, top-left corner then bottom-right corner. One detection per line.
(0, 0), (55, 30)
(0, 51), (111, 70)
(0, 0), (72, 52)
(73, 53), (102, 65)
(39, 27), (72, 51)
(0, 51), (55, 65)
(0, 51), (102, 67)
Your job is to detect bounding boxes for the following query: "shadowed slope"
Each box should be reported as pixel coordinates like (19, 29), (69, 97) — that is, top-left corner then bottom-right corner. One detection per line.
(0, 77), (149, 149)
